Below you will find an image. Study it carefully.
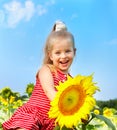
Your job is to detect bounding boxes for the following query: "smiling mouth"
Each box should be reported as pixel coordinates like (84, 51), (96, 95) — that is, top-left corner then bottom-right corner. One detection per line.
(60, 60), (69, 64)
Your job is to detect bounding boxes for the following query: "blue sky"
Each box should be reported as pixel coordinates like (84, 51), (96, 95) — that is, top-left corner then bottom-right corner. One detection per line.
(0, 0), (117, 101)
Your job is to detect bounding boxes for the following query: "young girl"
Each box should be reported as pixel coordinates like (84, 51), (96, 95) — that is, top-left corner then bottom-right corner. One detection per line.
(2, 20), (76, 130)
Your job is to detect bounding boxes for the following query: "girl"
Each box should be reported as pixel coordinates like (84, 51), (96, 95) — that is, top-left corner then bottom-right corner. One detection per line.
(2, 20), (76, 130)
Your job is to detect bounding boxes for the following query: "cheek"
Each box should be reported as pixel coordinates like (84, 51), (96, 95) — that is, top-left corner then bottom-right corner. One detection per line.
(70, 53), (75, 59)
(50, 54), (58, 62)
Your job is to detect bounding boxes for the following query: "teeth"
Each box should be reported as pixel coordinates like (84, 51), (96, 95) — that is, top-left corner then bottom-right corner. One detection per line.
(60, 61), (68, 64)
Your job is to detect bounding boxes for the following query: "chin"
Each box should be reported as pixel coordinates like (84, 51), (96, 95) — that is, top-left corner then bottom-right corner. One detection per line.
(60, 68), (68, 72)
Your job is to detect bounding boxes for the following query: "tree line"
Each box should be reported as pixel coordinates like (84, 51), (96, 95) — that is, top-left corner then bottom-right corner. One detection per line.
(96, 99), (117, 110)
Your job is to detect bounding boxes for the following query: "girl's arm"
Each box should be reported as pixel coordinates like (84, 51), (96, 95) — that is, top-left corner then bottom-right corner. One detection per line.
(37, 65), (56, 101)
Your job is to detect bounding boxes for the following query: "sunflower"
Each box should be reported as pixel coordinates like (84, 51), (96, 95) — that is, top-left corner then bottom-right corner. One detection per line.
(48, 74), (100, 129)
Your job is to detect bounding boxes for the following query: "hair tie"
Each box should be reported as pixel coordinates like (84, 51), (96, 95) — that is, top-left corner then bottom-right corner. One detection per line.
(52, 20), (67, 32)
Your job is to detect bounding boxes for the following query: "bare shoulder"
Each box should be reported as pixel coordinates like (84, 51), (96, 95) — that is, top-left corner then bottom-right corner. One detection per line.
(37, 65), (52, 79)
(40, 65), (51, 74)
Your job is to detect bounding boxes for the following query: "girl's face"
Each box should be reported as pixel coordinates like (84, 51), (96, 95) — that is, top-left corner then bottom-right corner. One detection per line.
(49, 38), (75, 73)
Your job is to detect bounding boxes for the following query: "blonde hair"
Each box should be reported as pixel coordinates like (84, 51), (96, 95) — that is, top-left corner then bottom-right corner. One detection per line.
(43, 20), (75, 65)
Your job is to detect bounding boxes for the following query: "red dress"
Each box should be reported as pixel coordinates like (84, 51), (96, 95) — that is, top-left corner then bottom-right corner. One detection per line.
(2, 69), (68, 130)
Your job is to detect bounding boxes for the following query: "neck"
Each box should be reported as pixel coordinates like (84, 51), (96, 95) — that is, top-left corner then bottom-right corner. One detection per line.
(56, 68), (69, 75)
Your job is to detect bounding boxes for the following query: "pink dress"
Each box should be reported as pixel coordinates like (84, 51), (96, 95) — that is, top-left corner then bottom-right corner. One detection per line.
(2, 69), (68, 130)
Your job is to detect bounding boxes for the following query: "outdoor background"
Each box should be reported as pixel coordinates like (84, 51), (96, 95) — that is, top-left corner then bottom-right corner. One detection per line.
(0, 0), (117, 101)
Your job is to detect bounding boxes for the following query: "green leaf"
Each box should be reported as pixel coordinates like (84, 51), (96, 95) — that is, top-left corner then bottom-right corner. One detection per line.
(0, 123), (2, 128)
(54, 125), (75, 130)
(86, 124), (95, 129)
(92, 113), (116, 130)
(54, 125), (60, 130)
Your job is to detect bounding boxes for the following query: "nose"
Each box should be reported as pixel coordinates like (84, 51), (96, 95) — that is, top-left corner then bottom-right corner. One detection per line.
(61, 52), (66, 58)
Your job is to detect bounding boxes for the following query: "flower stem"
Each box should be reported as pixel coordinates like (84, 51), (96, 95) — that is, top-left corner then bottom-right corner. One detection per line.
(82, 124), (86, 130)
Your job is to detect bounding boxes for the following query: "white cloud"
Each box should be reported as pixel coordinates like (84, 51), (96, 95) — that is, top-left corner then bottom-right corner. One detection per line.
(45, 0), (55, 6)
(36, 0), (55, 16)
(0, 0), (55, 28)
(3, 0), (35, 27)
(36, 5), (47, 16)
(24, 0), (35, 21)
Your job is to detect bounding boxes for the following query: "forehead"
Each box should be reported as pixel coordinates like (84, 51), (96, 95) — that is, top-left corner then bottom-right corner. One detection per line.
(52, 38), (73, 49)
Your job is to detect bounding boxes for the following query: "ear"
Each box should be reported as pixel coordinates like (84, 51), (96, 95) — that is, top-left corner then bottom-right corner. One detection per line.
(48, 52), (53, 61)
(74, 48), (76, 55)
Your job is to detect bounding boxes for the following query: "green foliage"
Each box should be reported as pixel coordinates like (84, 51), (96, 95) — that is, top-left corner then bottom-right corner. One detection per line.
(96, 99), (117, 110)
(92, 113), (116, 130)
(26, 83), (34, 97)
(54, 125), (74, 130)
(0, 86), (29, 128)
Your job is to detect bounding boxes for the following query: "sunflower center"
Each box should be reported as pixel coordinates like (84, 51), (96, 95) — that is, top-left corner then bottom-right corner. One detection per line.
(58, 85), (86, 115)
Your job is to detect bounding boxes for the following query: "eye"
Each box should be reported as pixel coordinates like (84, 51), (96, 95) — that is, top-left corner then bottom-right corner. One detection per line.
(55, 51), (60, 55)
(66, 50), (71, 53)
